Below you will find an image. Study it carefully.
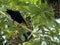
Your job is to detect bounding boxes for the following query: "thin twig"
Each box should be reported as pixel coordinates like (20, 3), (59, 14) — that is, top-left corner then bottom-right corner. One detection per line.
(0, 11), (32, 32)
(0, 10), (12, 20)
(0, 11), (40, 35)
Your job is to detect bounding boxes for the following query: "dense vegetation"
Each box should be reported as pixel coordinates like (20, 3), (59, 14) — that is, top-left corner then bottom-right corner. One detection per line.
(0, 0), (60, 45)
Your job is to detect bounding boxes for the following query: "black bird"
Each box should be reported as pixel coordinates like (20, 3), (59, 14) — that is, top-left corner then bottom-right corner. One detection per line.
(6, 9), (32, 41)
(6, 9), (27, 25)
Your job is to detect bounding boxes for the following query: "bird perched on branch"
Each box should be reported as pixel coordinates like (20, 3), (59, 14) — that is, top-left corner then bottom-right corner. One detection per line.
(6, 9), (27, 26)
(6, 9), (32, 42)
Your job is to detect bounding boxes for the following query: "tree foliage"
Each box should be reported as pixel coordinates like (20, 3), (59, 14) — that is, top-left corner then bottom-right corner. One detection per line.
(0, 0), (60, 45)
